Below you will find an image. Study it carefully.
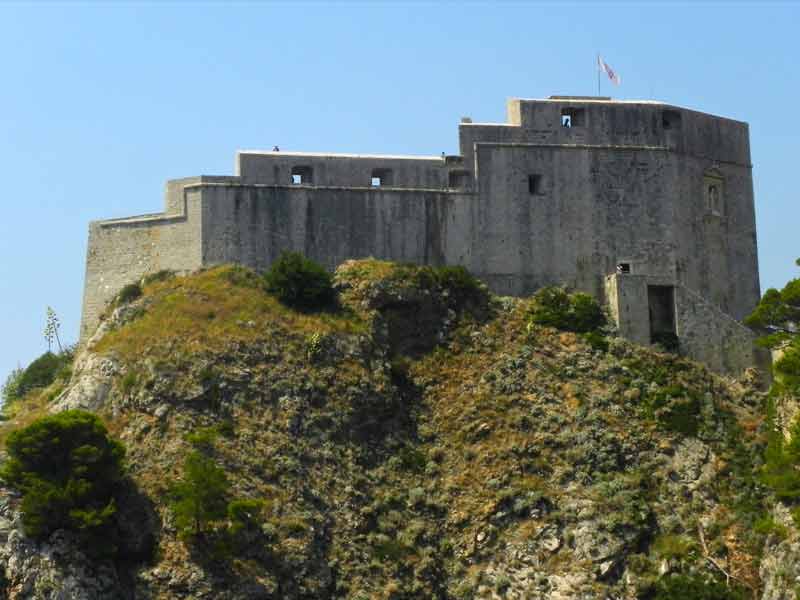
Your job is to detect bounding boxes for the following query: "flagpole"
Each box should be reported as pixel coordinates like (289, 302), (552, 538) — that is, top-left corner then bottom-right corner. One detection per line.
(596, 54), (601, 96)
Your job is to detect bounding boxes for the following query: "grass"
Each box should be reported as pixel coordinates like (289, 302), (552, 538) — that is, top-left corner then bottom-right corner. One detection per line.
(0, 387), (57, 448)
(93, 265), (367, 361)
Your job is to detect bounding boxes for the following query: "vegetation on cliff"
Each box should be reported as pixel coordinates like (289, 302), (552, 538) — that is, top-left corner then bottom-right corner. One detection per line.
(0, 257), (794, 599)
(0, 410), (125, 554)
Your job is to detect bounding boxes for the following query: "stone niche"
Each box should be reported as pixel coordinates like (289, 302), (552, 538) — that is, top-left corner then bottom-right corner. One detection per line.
(703, 168), (725, 216)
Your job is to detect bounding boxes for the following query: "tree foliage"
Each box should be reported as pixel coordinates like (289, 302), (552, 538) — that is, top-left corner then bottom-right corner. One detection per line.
(745, 259), (800, 389)
(529, 286), (606, 334)
(0, 410), (125, 550)
(1, 367), (23, 406)
(14, 352), (63, 398)
(747, 259), (800, 508)
(263, 251), (336, 311)
(169, 450), (230, 538)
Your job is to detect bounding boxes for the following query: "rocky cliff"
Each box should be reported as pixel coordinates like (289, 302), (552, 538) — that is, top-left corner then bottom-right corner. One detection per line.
(1, 260), (798, 599)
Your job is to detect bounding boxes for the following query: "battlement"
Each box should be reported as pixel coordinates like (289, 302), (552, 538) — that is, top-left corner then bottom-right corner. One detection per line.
(80, 96), (762, 375)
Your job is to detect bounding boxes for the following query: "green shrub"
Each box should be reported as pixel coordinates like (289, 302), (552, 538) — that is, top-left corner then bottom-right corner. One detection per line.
(397, 446), (427, 473)
(185, 426), (220, 453)
(141, 269), (175, 286)
(1, 367), (23, 405)
(14, 352), (69, 399)
(0, 410), (125, 551)
(169, 450), (230, 538)
(119, 371), (139, 395)
(227, 498), (265, 536)
(645, 385), (701, 436)
(761, 409), (800, 501)
(117, 282), (143, 305)
(530, 287), (606, 334)
(263, 251), (335, 311)
(427, 265), (486, 305)
(652, 574), (745, 600)
(652, 534), (697, 561)
(753, 513), (789, 539)
(652, 331), (680, 353)
(582, 330), (609, 352)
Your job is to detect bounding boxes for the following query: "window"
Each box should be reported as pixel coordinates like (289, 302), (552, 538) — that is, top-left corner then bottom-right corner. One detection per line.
(662, 110), (681, 130)
(291, 166), (313, 185)
(561, 108), (586, 128)
(704, 170), (724, 216)
(448, 170), (469, 189)
(371, 168), (393, 187)
(616, 262), (631, 274)
(528, 174), (543, 195)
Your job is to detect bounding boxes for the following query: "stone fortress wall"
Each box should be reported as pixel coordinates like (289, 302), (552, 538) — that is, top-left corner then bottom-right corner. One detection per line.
(80, 96), (762, 374)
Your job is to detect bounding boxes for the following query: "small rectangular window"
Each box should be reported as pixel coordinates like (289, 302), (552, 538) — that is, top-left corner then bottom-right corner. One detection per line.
(662, 110), (681, 130)
(371, 168), (393, 187)
(291, 166), (313, 185)
(616, 262), (631, 274)
(561, 108), (585, 128)
(528, 174), (543, 195)
(448, 170), (469, 189)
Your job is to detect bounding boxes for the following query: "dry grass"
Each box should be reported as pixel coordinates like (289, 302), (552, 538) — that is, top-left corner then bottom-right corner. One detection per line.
(0, 387), (55, 447)
(93, 265), (367, 362)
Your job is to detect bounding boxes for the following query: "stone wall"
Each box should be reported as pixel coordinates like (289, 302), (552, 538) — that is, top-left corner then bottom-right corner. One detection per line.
(236, 152), (448, 188)
(197, 182), (470, 273)
(79, 183), (204, 342)
(79, 96), (763, 375)
(675, 285), (765, 375)
(605, 273), (764, 375)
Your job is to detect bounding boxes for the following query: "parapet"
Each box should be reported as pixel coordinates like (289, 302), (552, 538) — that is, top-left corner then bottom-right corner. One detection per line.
(236, 150), (448, 189)
(494, 96), (752, 166)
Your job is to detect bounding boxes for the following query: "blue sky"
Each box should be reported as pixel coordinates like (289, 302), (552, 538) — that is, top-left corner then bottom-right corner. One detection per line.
(1, 1), (798, 383)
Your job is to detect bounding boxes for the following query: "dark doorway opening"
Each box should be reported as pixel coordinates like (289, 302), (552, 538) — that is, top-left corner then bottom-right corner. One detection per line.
(648, 285), (677, 349)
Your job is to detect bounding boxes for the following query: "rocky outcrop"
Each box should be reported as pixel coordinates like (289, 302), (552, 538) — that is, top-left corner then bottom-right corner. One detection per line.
(0, 263), (787, 599)
(0, 491), (125, 600)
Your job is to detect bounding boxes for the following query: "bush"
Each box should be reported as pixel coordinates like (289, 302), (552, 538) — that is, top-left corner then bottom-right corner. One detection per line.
(1, 367), (23, 405)
(761, 407), (800, 501)
(263, 251), (335, 311)
(169, 450), (230, 538)
(652, 331), (680, 353)
(419, 265), (485, 305)
(530, 287), (606, 334)
(227, 498), (265, 536)
(14, 351), (69, 399)
(141, 269), (175, 286)
(0, 410), (125, 551)
(117, 282), (143, 305)
(652, 574), (745, 600)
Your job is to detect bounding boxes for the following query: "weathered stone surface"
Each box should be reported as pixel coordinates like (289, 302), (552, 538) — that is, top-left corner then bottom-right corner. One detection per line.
(78, 97), (761, 377)
(0, 491), (124, 600)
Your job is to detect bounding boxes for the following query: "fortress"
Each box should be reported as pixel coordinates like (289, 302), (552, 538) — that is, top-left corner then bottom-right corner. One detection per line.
(81, 96), (762, 374)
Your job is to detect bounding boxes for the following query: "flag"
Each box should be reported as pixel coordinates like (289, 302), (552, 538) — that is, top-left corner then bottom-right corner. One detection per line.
(598, 56), (621, 86)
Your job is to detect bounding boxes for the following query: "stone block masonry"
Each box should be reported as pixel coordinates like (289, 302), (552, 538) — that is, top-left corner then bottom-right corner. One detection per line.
(80, 96), (762, 375)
